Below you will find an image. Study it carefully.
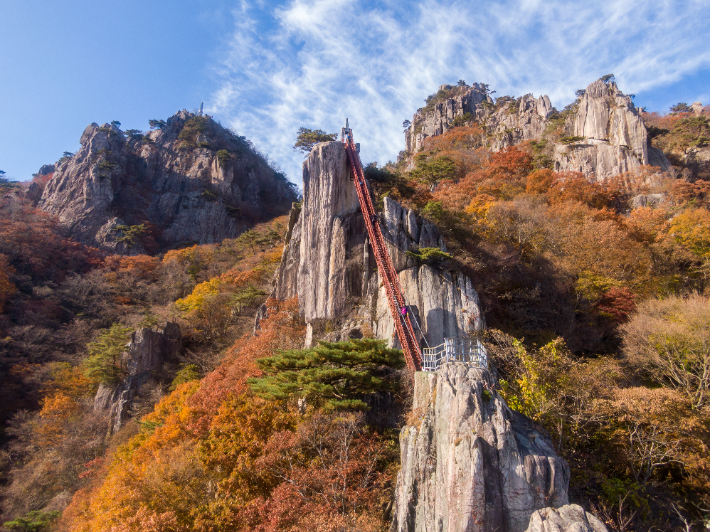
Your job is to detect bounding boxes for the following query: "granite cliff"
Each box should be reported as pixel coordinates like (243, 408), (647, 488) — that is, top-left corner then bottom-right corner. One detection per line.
(404, 78), (671, 181)
(390, 365), (582, 532)
(39, 112), (298, 253)
(272, 141), (484, 348)
(272, 142), (608, 532)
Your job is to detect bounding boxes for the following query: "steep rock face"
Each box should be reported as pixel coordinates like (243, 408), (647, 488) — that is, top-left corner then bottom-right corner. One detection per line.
(391, 365), (570, 532)
(403, 79), (670, 181)
(524, 505), (608, 532)
(40, 112), (297, 252)
(553, 80), (649, 181)
(486, 94), (555, 152)
(274, 141), (483, 347)
(406, 84), (494, 153)
(94, 323), (181, 434)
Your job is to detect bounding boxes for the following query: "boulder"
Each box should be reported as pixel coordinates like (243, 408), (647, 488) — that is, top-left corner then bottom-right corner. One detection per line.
(391, 365), (571, 532)
(524, 505), (608, 532)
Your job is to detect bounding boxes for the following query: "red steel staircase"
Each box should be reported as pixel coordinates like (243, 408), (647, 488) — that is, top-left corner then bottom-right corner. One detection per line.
(341, 121), (423, 373)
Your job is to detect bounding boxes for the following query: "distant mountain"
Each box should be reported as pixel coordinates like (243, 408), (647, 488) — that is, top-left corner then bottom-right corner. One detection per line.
(403, 78), (672, 181)
(38, 111), (298, 254)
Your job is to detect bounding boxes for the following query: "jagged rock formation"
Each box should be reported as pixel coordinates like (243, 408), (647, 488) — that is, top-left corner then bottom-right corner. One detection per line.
(553, 79), (650, 180)
(94, 323), (181, 434)
(391, 365), (571, 532)
(524, 505), (608, 532)
(39, 112), (297, 253)
(405, 84), (494, 153)
(404, 78), (671, 181)
(273, 141), (483, 347)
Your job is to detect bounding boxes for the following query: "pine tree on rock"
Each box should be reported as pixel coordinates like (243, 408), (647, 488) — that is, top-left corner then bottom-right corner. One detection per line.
(248, 338), (405, 411)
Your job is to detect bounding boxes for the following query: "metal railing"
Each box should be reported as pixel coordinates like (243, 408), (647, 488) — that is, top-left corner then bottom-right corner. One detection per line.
(421, 337), (488, 372)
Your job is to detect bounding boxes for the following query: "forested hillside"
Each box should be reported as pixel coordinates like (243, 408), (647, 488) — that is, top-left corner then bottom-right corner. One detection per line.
(0, 94), (708, 531)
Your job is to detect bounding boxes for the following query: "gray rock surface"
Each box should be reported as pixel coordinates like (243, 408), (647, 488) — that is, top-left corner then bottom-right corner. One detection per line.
(553, 80), (648, 181)
(94, 322), (181, 434)
(524, 505), (608, 532)
(406, 84), (493, 153)
(273, 141), (483, 347)
(39, 112), (297, 252)
(403, 79), (671, 182)
(391, 365), (570, 532)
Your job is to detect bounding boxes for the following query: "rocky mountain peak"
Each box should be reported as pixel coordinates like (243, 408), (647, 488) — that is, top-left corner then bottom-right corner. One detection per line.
(403, 77), (670, 181)
(39, 111), (297, 254)
(272, 140), (483, 347)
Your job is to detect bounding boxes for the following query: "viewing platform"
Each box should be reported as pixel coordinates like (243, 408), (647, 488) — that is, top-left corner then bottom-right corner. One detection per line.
(421, 337), (488, 372)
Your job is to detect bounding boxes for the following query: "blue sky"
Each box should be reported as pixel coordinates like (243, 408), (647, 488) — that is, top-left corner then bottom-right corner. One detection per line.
(1, 0), (709, 185)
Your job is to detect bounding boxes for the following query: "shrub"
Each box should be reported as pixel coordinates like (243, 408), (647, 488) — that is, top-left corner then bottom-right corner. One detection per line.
(217, 149), (231, 167)
(293, 128), (337, 154)
(178, 116), (209, 146)
(113, 224), (146, 245)
(621, 294), (710, 409)
(559, 135), (586, 145)
(170, 364), (200, 391)
(449, 112), (472, 128)
(4, 510), (60, 531)
(405, 247), (452, 263)
(83, 324), (133, 385)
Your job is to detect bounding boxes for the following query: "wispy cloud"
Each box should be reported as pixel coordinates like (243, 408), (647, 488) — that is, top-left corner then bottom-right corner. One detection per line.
(207, 0), (710, 184)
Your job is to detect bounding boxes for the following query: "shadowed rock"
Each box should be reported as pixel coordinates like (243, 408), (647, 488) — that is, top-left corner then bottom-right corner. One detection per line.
(93, 322), (181, 434)
(391, 365), (570, 532)
(40, 112), (297, 253)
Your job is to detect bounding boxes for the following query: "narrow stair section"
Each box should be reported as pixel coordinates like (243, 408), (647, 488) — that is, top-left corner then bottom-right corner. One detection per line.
(341, 120), (423, 373)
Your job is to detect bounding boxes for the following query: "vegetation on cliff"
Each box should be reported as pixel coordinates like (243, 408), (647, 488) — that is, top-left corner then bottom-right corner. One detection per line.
(0, 100), (709, 532)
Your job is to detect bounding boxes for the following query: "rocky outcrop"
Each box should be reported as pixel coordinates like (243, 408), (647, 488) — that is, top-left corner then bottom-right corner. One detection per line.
(524, 505), (608, 532)
(403, 79), (671, 182)
(39, 112), (297, 253)
(487, 93), (555, 152)
(553, 80), (649, 181)
(406, 84), (493, 153)
(94, 323), (181, 434)
(273, 141), (483, 347)
(391, 365), (570, 532)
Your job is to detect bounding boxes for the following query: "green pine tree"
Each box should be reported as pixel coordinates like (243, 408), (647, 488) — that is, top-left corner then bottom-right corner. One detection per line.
(4, 510), (60, 532)
(248, 338), (405, 411)
(170, 363), (200, 391)
(83, 324), (132, 385)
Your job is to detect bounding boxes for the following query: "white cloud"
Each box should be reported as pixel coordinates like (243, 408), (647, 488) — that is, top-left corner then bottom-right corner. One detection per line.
(207, 0), (710, 185)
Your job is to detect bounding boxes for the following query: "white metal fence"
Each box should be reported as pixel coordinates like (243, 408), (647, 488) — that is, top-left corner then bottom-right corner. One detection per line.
(421, 337), (488, 372)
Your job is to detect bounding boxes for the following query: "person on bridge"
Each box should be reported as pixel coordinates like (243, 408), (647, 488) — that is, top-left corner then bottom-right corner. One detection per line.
(401, 306), (408, 318)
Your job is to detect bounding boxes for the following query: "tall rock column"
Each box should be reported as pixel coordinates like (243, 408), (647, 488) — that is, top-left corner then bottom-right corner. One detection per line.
(273, 141), (483, 346)
(391, 364), (570, 532)
(554, 79), (653, 181)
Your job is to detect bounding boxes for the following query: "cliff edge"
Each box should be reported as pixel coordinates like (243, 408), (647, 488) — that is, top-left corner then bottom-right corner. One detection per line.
(273, 141), (483, 347)
(391, 364), (571, 532)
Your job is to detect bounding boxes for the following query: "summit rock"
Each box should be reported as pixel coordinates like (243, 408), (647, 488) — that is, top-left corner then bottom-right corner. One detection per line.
(39, 111), (297, 253)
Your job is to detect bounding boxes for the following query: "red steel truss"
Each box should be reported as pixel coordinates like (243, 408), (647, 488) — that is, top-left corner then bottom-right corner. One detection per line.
(342, 131), (423, 373)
